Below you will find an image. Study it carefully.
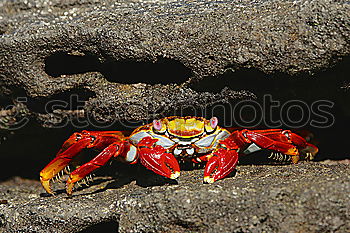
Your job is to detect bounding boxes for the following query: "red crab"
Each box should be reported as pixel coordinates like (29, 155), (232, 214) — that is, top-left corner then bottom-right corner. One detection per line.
(40, 116), (318, 195)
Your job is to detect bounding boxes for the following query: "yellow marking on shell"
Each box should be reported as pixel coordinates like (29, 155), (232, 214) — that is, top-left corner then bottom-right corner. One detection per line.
(206, 153), (215, 160)
(167, 118), (205, 138)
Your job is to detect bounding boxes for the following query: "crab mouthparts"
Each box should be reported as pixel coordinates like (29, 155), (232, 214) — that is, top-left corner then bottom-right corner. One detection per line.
(174, 146), (195, 156)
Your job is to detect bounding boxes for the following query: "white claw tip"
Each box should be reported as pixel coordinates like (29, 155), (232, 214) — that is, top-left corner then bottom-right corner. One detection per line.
(203, 176), (215, 184)
(170, 171), (180, 179)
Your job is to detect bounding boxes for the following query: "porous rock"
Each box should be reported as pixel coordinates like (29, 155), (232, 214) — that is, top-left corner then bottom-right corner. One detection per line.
(0, 0), (349, 126)
(0, 162), (349, 232)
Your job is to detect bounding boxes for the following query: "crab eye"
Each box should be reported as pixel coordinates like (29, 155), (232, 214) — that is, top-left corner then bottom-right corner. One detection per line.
(153, 120), (163, 131)
(205, 117), (218, 133)
(210, 117), (218, 129)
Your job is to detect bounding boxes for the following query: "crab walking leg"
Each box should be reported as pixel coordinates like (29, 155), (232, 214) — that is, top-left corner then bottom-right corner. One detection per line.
(248, 129), (318, 154)
(137, 137), (180, 179)
(240, 130), (318, 162)
(233, 130), (300, 156)
(288, 132), (318, 156)
(66, 141), (126, 195)
(40, 137), (92, 194)
(40, 131), (127, 194)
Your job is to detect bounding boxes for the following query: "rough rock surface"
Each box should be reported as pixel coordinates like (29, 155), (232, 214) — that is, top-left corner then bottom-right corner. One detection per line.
(0, 0), (349, 126)
(0, 162), (349, 232)
(0, 1), (349, 232)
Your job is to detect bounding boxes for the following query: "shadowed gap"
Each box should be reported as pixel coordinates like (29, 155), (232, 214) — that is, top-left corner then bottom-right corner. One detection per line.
(0, 57), (348, 183)
(190, 56), (350, 159)
(79, 221), (119, 233)
(0, 22), (8, 35)
(26, 88), (95, 113)
(45, 52), (192, 84)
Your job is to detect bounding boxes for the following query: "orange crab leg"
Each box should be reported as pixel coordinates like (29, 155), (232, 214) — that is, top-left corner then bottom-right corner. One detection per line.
(40, 137), (92, 194)
(40, 131), (127, 194)
(241, 130), (299, 155)
(66, 141), (128, 195)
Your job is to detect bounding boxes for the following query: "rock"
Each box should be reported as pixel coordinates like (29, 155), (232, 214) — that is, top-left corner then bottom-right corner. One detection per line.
(0, 162), (349, 232)
(0, 0), (349, 127)
(0, 1), (349, 232)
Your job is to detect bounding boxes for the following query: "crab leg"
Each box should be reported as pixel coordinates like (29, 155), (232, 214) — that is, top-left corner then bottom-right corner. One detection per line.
(229, 129), (318, 163)
(66, 141), (126, 195)
(245, 130), (318, 155)
(40, 131), (127, 194)
(244, 129), (317, 151)
(287, 132), (318, 156)
(40, 137), (92, 194)
(243, 130), (300, 155)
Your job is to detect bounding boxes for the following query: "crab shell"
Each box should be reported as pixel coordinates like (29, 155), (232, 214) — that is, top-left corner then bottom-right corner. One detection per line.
(128, 116), (231, 158)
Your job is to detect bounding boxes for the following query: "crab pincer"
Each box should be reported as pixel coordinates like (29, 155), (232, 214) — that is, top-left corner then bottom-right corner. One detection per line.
(204, 148), (239, 183)
(138, 137), (180, 179)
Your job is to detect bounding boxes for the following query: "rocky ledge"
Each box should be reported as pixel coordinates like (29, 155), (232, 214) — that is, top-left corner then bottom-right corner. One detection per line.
(0, 162), (349, 232)
(0, 0), (349, 127)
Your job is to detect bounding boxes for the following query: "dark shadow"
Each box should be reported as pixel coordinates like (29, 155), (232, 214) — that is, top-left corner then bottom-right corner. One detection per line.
(225, 169), (237, 179)
(191, 56), (350, 160)
(26, 88), (95, 113)
(170, 219), (202, 232)
(100, 58), (192, 85)
(75, 163), (178, 197)
(0, 22), (8, 35)
(78, 221), (119, 233)
(238, 151), (294, 165)
(45, 52), (99, 77)
(0, 96), (13, 107)
(0, 85), (28, 107)
(191, 56), (349, 101)
(45, 52), (192, 85)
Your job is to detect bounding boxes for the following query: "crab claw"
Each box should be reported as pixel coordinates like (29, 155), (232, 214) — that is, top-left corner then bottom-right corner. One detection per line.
(139, 145), (180, 179)
(204, 148), (239, 183)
